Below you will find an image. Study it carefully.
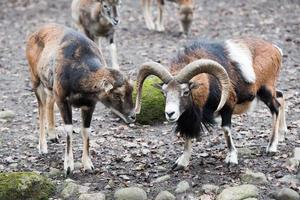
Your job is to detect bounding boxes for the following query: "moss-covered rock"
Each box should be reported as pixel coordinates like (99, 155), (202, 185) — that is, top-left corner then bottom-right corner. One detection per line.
(133, 76), (165, 125)
(0, 172), (55, 200)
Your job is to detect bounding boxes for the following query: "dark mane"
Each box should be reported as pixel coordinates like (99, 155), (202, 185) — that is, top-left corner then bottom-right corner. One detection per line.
(175, 102), (214, 139)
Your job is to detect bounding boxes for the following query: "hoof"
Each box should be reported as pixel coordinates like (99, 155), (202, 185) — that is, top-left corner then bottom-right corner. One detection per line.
(266, 151), (276, 156)
(84, 167), (95, 174)
(50, 138), (59, 143)
(65, 167), (73, 177)
(171, 163), (185, 171)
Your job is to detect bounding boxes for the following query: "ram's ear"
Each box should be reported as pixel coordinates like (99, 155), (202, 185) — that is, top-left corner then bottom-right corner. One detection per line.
(152, 82), (163, 90)
(101, 80), (114, 93)
(189, 81), (200, 90)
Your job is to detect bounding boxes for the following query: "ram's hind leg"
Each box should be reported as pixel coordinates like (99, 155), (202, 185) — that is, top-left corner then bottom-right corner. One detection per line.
(142, 0), (155, 30)
(46, 95), (59, 143)
(258, 86), (280, 154)
(155, 0), (165, 31)
(172, 138), (192, 170)
(35, 85), (48, 154)
(81, 105), (95, 172)
(276, 90), (288, 142)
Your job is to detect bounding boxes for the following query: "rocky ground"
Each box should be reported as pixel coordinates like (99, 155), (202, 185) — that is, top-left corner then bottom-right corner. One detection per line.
(0, 0), (299, 199)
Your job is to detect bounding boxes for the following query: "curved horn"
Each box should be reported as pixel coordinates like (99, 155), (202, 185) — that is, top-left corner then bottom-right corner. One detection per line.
(175, 59), (231, 112)
(135, 62), (173, 114)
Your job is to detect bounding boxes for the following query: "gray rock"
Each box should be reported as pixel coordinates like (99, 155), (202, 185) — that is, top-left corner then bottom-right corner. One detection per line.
(201, 184), (220, 194)
(114, 187), (147, 200)
(279, 175), (300, 185)
(155, 191), (176, 200)
(294, 147), (300, 160)
(48, 167), (61, 177)
(274, 188), (299, 200)
(78, 192), (106, 200)
(152, 175), (171, 183)
(243, 198), (258, 200)
(241, 169), (268, 184)
(217, 184), (259, 200)
(175, 180), (190, 193)
(0, 110), (15, 119)
(286, 158), (300, 170)
(61, 181), (89, 199)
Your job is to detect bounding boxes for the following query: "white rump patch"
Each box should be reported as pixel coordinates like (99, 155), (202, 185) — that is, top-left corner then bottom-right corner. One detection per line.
(225, 40), (256, 83)
(273, 44), (283, 56)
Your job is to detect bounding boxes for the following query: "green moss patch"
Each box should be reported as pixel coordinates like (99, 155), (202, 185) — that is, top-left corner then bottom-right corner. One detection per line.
(133, 76), (165, 125)
(0, 172), (55, 200)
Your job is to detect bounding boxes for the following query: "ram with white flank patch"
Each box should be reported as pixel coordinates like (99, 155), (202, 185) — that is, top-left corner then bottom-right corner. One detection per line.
(26, 23), (136, 175)
(142, 0), (194, 34)
(135, 38), (287, 170)
(71, 0), (121, 69)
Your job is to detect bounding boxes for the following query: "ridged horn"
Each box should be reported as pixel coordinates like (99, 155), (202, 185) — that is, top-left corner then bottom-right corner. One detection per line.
(175, 59), (231, 112)
(135, 62), (173, 114)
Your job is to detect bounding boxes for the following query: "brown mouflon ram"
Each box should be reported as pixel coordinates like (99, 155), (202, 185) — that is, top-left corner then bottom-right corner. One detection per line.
(135, 38), (287, 170)
(26, 23), (136, 175)
(71, 0), (121, 69)
(142, 0), (194, 34)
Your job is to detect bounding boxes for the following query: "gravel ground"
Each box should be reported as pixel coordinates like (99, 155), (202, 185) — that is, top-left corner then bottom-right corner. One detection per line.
(0, 0), (299, 199)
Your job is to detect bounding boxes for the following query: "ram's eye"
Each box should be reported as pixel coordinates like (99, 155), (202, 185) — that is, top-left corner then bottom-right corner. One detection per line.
(183, 90), (190, 96)
(113, 93), (122, 99)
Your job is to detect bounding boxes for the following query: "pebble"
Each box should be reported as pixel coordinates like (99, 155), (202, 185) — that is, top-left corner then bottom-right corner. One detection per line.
(241, 169), (268, 184)
(294, 147), (300, 160)
(272, 188), (299, 200)
(155, 191), (176, 200)
(114, 187), (147, 200)
(78, 192), (106, 200)
(279, 175), (300, 185)
(217, 184), (259, 200)
(61, 181), (90, 199)
(175, 180), (190, 193)
(152, 175), (171, 183)
(0, 110), (15, 119)
(201, 184), (220, 194)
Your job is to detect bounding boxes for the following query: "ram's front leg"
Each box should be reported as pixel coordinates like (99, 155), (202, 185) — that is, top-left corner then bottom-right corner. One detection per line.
(172, 138), (192, 170)
(221, 108), (238, 165)
(81, 106), (95, 172)
(56, 99), (74, 175)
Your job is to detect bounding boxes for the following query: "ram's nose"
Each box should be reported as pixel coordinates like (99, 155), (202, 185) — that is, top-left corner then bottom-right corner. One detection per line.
(128, 113), (136, 122)
(166, 111), (175, 118)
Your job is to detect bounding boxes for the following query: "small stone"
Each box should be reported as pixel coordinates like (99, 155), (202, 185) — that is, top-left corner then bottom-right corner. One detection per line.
(152, 175), (171, 183)
(9, 163), (18, 169)
(114, 187), (147, 200)
(274, 188), (299, 200)
(48, 167), (61, 177)
(279, 175), (300, 185)
(201, 184), (220, 194)
(175, 180), (190, 193)
(294, 147), (300, 160)
(217, 184), (259, 200)
(78, 192), (106, 200)
(241, 169), (268, 184)
(156, 166), (167, 172)
(61, 181), (90, 199)
(155, 191), (176, 200)
(285, 158), (299, 170)
(0, 110), (15, 119)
